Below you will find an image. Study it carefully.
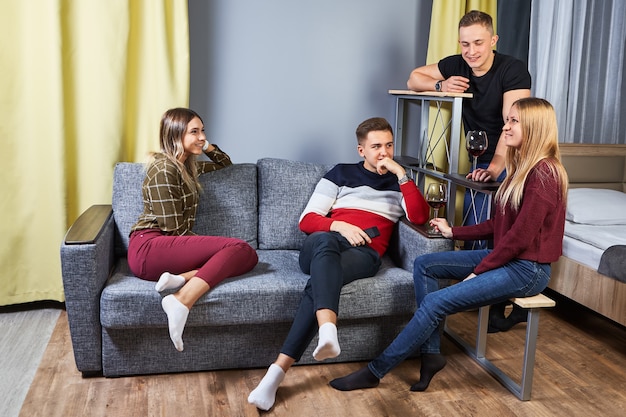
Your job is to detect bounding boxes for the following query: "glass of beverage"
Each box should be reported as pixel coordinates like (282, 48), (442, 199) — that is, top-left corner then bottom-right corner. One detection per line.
(466, 131), (488, 179)
(426, 182), (447, 234)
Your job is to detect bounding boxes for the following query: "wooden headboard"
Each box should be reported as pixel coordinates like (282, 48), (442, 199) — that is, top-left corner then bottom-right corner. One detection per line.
(559, 144), (626, 192)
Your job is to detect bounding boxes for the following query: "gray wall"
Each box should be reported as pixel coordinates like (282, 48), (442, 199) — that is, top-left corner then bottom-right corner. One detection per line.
(189, 0), (432, 165)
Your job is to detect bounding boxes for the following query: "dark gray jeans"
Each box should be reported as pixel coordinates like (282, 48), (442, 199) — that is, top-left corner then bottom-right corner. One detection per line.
(280, 231), (381, 361)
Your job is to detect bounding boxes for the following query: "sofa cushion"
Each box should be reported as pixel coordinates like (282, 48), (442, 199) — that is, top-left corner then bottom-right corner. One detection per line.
(257, 158), (333, 250)
(193, 163), (258, 248)
(112, 162), (259, 254)
(100, 252), (416, 329)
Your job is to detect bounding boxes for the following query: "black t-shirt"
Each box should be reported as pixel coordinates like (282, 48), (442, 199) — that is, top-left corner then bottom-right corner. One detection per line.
(438, 51), (531, 163)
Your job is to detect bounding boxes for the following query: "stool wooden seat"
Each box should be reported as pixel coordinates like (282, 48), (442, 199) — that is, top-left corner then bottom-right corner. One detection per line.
(444, 293), (555, 400)
(511, 293), (556, 309)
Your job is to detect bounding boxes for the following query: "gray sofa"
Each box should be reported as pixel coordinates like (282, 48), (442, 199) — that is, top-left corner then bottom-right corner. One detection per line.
(60, 158), (452, 377)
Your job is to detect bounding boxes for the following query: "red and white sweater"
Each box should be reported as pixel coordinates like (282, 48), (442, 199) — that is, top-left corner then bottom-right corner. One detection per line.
(299, 162), (429, 256)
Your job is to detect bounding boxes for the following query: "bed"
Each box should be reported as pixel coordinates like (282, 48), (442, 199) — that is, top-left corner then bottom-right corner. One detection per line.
(549, 144), (626, 327)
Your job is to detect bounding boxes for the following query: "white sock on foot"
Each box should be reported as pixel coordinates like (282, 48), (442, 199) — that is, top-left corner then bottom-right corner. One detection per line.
(155, 272), (186, 292)
(161, 294), (189, 352)
(313, 322), (340, 361)
(248, 364), (285, 411)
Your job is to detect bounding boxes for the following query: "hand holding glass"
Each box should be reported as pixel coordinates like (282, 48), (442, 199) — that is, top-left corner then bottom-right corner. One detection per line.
(466, 131), (488, 180)
(426, 182), (447, 234)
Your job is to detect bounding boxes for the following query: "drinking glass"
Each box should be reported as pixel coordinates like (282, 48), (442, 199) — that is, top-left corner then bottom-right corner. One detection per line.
(466, 131), (488, 179)
(426, 182), (447, 234)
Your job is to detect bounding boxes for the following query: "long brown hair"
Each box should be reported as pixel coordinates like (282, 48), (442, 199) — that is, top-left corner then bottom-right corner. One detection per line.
(157, 107), (202, 191)
(496, 98), (568, 211)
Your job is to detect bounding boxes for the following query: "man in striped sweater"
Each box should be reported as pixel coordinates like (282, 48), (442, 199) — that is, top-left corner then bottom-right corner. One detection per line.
(248, 117), (430, 411)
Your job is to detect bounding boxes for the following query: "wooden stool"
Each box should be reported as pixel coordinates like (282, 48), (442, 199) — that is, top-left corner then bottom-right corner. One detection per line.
(444, 293), (556, 400)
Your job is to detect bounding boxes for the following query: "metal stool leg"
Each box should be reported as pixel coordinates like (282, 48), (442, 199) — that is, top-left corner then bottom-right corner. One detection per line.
(444, 306), (542, 400)
(519, 308), (541, 400)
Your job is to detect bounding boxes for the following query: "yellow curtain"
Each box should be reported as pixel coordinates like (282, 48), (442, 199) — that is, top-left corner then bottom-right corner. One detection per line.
(426, 0), (497, 223)
(0, 0), (189, 306)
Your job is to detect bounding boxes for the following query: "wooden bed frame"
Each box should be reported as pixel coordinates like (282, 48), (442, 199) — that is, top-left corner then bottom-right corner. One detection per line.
(550, 144), (626, 327)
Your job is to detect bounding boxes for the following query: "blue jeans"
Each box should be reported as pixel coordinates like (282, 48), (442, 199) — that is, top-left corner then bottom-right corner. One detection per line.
(280, 231), (381, 361)
(463, 163), (507, 249)
(368, 249), (550, 379)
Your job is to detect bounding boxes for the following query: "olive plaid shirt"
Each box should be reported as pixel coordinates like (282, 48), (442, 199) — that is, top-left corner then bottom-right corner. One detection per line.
(130, 146), (232, 236)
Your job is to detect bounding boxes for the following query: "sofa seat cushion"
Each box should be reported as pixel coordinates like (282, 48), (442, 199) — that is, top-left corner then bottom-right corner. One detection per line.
(100, 251), (417, 330)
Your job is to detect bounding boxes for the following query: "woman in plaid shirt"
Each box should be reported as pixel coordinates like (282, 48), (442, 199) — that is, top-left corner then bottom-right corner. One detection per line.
(127, 108), (258, 352)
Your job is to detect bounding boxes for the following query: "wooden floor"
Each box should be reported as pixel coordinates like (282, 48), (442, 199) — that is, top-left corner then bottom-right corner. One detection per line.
(19, 293), (626, 417)
(0, 302), (61, 417)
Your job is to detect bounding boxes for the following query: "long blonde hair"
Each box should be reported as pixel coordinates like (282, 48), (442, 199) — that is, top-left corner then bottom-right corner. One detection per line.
(495, 98), (568, 212)
(154, 108), (202, 191)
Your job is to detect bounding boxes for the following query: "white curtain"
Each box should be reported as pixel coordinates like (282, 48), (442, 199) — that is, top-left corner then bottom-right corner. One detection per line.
(529, 0), (626, 144)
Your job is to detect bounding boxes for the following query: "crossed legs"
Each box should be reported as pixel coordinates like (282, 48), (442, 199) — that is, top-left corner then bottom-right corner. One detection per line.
(248, 232), (381, 411)
(129, 232), (258, 352)
(330, 251), (550, 393)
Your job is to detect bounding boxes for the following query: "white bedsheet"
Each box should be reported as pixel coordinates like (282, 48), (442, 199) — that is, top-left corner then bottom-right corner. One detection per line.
(562, 221), (626, 270)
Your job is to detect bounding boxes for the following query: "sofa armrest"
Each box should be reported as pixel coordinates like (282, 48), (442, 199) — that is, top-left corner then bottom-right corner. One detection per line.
(65, 205), (113, 244)
(389, 218), (454, 272)
(60, 204), (115, 376)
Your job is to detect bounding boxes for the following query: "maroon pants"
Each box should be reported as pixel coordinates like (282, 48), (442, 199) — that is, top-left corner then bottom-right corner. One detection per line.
(127, 229), (258, 288)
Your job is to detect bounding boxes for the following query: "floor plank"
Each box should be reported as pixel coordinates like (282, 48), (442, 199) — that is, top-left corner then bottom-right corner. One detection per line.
(18, 295), (626, 417)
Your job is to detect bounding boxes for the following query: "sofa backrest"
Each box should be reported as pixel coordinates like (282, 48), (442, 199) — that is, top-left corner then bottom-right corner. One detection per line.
(257, 158), (332, 250)
(194, 163), (258, 246)
(112, 163), (145, 255)
(111, 158), (334, 254)
(112, 162), (258, 255)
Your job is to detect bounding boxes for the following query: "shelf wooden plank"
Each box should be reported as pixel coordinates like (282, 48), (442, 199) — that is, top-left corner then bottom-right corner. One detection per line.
(388, 89), (473, 98)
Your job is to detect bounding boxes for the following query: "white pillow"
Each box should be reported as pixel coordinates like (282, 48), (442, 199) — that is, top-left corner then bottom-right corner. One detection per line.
(566, 188), (626, 225)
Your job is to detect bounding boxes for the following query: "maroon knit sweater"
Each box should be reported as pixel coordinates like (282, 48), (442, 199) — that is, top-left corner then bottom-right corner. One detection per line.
(452, 160), (566, 275)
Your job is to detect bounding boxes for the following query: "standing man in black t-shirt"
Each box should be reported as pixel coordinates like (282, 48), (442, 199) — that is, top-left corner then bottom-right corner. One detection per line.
(407, 10), (531, 245)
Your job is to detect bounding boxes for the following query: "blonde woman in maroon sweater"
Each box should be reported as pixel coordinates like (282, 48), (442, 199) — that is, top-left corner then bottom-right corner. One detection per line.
(330, 97), (568, 393)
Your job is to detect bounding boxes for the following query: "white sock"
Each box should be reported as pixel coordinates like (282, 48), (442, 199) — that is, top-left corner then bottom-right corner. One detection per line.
(155, 272), (186, 292)
(161, 294), (189, 352)
(313, 322), (340, 361)
(248, 364), (285, 411)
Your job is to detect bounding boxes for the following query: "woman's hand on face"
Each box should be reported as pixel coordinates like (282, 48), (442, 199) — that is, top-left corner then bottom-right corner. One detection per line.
(429, 217), (453, 239)
(203, 141), (215, 152)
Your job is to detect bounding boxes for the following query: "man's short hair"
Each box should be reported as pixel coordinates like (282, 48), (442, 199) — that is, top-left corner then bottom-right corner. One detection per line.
(356, 117), (393, 144)
(459, 10), (494, 35)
